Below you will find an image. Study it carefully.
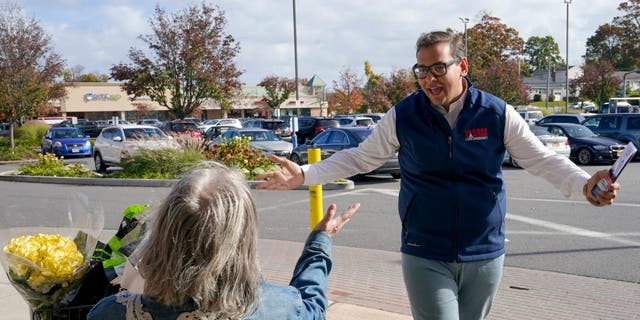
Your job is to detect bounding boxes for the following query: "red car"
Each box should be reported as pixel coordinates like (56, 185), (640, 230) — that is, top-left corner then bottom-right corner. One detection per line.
(164, 120), (202, 138)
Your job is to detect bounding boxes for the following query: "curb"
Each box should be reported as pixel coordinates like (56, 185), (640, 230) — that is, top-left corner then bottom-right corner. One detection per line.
(0, 170), (354, 190)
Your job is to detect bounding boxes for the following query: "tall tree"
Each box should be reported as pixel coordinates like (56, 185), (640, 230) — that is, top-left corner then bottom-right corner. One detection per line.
(332, 67), (363, 114)
(466, 14), (524, 81)
(474, 61), (528, 105)
(584, 23), (625, 66)
(110, 3), (241, 120)
(524, 36), (564, 71)
(613, 0), (640, 68)
(386, 69), (416, 107)
(361, 61), (389, 113)
(573, 61), (620, 106)
(0, 3), (66, 148)
(258, 75), (295, 116)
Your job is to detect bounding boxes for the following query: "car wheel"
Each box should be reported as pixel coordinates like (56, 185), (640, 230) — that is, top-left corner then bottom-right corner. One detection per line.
(290, 153), (303, 165)
(94, 153), (107, 173)
(41, 146), (47, 155)
(509, 157), (521, 168)
(577, 148), (593, 165)
(391, 173), (401, 179)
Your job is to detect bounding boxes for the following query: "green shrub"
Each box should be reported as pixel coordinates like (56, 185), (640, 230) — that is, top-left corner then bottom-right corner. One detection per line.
(0, 145), (39, 161)
(15, 122), (50, 146)
(15, 153), (97, 177)
(203, 137), (279, 179)
(110, 148), (207, 179)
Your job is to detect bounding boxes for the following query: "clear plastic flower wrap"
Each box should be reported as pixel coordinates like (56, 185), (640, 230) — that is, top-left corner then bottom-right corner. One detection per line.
(0, 193), (104, 314)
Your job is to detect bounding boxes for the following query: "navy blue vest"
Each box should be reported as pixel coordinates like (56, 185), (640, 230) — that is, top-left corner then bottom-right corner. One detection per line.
(395, 85), (507, 262)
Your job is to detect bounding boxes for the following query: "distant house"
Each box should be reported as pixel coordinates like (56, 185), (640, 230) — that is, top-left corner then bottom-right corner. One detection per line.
(613, 71), (640, 95)
(522, 66), (582, 101)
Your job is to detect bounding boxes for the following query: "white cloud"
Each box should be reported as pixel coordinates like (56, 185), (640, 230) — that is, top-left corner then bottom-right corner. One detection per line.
(18, 0), (623, 87)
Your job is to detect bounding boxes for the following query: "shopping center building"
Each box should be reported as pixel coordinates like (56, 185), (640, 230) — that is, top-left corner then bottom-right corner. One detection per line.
(58, 74), (328, 121)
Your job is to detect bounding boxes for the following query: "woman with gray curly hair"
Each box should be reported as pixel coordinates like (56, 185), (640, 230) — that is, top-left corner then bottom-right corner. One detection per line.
(88, 165), (359, 319)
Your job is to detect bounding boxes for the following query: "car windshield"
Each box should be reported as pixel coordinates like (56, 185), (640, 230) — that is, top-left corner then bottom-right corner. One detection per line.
(124, 128), (167, 140)
(240, 131), (279, 141)
(53, 129), (84, 139)
(564, 126), (596, 138)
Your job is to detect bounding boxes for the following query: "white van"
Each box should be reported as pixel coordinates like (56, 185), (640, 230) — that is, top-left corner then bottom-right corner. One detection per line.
(518, 110), (544, 126)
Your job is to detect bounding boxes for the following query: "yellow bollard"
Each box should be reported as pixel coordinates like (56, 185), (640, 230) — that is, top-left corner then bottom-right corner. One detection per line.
(308, 148), (323, 230)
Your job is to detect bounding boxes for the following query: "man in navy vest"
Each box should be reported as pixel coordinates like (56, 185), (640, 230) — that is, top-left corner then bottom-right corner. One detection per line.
(256, 30), (619, 320)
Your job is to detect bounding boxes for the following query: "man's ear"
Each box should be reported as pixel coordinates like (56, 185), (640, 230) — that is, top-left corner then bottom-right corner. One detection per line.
(459, 57), (469, 77)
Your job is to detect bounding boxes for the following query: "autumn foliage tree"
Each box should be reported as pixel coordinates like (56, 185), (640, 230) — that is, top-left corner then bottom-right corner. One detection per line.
(361, 61), (389, 113)
(573, 61), (620, 106)
(474, 61), (528, 105)
(258, 75), (295, 116)
(465, 14), (527, 102)
(0, 3), (66, 148)
(110, 3), (242, 120)
(332, 67), (363, 114)
(466, 14), (524, 81)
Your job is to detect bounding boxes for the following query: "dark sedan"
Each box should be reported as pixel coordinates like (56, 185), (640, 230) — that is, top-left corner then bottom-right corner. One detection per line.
(289, 127), (401, 179)
(539, 123), (626, 165)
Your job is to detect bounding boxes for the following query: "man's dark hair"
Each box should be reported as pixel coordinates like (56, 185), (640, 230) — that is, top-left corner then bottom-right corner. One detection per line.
(415, 30), (465, 58)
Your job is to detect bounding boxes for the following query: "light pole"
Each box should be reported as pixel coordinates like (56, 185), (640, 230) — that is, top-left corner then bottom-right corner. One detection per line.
(622, 70), (640, 97)
(564, 0), (571, 113)
(292, 0), (300, 116)
(458, 17), (469, 58)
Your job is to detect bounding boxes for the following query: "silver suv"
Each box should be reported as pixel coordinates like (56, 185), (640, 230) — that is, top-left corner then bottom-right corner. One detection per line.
(92, 125), (180, 172)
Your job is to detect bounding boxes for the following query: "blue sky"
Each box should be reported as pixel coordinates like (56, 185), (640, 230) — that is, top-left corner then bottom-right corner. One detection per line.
(17, 0), (621, 87)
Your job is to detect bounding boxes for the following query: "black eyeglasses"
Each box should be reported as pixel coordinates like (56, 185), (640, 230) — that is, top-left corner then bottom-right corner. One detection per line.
(412, 58), (461, 79)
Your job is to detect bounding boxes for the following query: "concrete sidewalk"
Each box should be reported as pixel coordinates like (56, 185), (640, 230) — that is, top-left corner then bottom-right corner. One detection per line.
(2, 238), (639, 319)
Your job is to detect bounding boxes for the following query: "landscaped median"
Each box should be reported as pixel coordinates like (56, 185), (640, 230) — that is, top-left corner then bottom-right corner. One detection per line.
(0, 169), (354, 190)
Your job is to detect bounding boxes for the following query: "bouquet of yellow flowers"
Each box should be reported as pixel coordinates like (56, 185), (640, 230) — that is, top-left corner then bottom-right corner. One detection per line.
(0, 194), (103, 317)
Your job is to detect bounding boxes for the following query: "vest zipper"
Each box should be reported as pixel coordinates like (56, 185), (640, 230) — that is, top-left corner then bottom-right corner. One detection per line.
(448, 136), (453, 158)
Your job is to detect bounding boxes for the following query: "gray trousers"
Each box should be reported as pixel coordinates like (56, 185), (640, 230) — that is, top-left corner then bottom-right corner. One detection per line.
(402, 253), (504, 320)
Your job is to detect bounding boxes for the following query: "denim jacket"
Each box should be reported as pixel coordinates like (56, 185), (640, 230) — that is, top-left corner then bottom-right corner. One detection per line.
(87, 231), (333, 320)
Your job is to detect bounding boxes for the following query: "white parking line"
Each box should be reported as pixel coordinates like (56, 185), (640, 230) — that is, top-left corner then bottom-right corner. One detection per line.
(507, 213), (640, 247)
(509, 196), (640, 208)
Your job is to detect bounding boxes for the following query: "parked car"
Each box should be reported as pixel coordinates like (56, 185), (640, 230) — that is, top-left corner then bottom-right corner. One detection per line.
(581, 113), (640, 157)
(41, 127), (92, 157)
(0, 122), (10, 137)
(336, 116), (375, 128)
(355, 113), (385, 124)
(203, 125), (236, 140)
(295, 117), (340, 144)
(213, 128), (292, 157)
(538, 123), (627, 165)
(163, 120), (202, 138)
(534, 114), (587, 126)
(503, 128), (571, 168)
(518, 110), (544, 126)
(137, 119), (164, 127)
(289, 127), (401, 179)
(93, 125), (180, 172)
(74, 120), (101, 137)
(243, 118), (293, 141)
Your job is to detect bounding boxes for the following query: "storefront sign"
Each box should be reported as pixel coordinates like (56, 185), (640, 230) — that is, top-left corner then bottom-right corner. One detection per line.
(84, 93), (121, 102)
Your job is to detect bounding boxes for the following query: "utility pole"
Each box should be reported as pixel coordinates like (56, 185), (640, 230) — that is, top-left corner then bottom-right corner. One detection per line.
(292, 0), (300, 116)
(458, 17), (469, 58)
(564, 0), (571, 113)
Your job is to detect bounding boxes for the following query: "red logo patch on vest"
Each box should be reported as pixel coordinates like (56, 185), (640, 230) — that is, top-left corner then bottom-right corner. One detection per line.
(464, 128), (488, 141)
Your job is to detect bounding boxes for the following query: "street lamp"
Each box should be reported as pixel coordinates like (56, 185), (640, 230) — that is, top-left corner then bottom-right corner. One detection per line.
(564, 0), (571, 113)
(292, 0), (300, 116)
(622, 70), (640, 97)
(458, 17), (469, 58)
